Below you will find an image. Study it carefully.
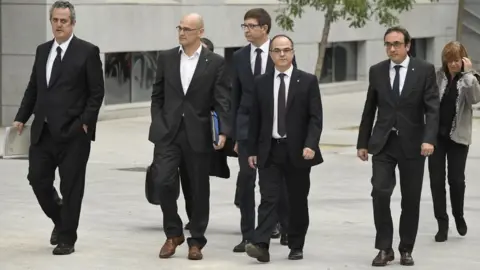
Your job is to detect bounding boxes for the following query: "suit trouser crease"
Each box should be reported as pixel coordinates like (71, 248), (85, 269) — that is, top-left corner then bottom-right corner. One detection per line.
(428, 136), (469, 224)
(153, 121), (210, 248)
(28, 124), (91, 245)
(254, 141), (310, 250)
(235, 140), (289, 240)
(371, 133), (425, 252)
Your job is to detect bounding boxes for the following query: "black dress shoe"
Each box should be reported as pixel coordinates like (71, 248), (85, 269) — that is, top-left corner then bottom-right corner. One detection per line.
(52, 243), (75, 255)
(288, 249), (303, 260)
(435, 228), (448, 242)
(372, 249), (394, 266)
(280, 234), (288, 246)
(400, 252), (414, 266)
(50, 227), (58, 246)
(184, 222), (190, 230)
(455, 217), (467, 236)
(245, 243), (270, 262)
(233, 240), (249, 252)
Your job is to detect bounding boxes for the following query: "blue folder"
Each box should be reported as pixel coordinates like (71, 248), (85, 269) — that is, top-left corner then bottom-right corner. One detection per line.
(211, 111), (220, 145)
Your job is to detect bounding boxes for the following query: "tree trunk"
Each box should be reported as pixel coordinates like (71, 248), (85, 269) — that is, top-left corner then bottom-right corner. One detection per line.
(315, 11), (333, 81)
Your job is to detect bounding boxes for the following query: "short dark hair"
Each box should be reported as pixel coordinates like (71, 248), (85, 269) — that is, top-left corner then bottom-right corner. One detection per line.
(201, 37), (214, 52)
(244, 8), (272, 34)
(270, 34), (294, 50)
(384, 26), (411, 45)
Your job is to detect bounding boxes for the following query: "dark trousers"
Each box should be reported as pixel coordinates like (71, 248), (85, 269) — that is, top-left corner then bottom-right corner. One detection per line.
(153, 122), (211, 248)
(254, 139), (310, 250)
(371, 132), (425, 253)
(178, 159), (193, 221)
(28, 124), (91, 245)
(428, 135), (469, 226)
(234, 140), (289, 241)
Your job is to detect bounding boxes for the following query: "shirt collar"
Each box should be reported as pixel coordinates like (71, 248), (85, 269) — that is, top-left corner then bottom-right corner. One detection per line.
(251, 39), (270, 54)
(390, 55), (410, 69)
(53, 34), (73, 52)
(179, 44), (203, 57)
(274, 65), (294, 78)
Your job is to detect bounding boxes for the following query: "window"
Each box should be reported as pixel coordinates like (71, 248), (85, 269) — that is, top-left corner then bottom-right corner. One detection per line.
(410, 38), (427, 60)
(104, 51), (159, 105)
(319, 42), (358, 84)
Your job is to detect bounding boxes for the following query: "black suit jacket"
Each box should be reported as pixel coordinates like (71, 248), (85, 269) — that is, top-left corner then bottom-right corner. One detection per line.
(148, 46), (231, 153)
(15, 36), (105, 144)
(247, 68), (323, 169)
(231, 44), (297, 141)
(356, 58), (440, 158)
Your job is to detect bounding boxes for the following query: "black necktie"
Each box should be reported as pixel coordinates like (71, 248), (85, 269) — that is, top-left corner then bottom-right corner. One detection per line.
(49, 46), (62, 87)
(253, 48), (262, 76)
(392, 65), (402, 100)
(277, 73), (287, 137)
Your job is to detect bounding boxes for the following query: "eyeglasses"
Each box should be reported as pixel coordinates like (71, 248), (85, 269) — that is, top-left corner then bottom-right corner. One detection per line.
(240, 23), (262, 30)
(384, 42), (404, 49)
(176, 26), (200, 33)
(270, 48), (294, 54)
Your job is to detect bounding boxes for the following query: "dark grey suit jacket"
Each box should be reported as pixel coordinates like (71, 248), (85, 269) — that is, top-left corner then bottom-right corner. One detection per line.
(356, 58), (440, 158)
(148, 46), (231, 153)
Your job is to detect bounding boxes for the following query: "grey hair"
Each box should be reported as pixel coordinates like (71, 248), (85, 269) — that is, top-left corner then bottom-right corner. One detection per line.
(49, 1), (76, 23)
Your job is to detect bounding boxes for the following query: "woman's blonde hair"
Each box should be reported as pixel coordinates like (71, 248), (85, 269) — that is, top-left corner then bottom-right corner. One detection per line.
(441, 41), (469, 73)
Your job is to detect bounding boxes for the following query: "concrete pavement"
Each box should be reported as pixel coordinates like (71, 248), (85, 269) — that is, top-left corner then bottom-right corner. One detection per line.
(1, 91), (480, 269)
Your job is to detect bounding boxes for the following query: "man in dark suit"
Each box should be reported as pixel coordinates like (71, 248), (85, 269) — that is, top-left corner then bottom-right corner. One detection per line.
(356, 26), (439, 267)
(13, 0), (104, 255)
(245, 34), (323, 262)
(177, 37), (230, 231)
(231, 8), (291, 252)
(149, 13), (231, 261)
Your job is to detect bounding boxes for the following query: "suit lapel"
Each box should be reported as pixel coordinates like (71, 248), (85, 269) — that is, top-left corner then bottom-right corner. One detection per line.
(40, 40), (54, 90)
(171, 47), (183, 94)
(241, 45), (254, 79)
(286, 68), (300, 110)
(187, 47), (209, 94)
(382, 60), (396, 105)
(265, 72), (275, 126)
(399, 58), (417, 101)
(266, 54), (274, 73)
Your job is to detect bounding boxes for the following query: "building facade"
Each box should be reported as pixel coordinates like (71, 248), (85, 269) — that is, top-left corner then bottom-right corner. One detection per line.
(0, 0), (459, 126)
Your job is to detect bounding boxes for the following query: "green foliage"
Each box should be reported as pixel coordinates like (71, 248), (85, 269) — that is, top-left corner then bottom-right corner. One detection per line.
(276, 0), (437, 31)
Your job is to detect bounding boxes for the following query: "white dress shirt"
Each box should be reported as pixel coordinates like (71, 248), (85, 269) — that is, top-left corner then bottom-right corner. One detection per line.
(250, 39), (270, 75)
(272, 65), (293, 139)
(179, 45), (202, 94)
(389, 56), (410, 94)
(46, 34), (73, 85)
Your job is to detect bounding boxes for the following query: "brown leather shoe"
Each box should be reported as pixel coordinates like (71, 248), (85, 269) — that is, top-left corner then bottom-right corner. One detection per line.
(188, 246), (203, 260)
(159, 235), (185, 259)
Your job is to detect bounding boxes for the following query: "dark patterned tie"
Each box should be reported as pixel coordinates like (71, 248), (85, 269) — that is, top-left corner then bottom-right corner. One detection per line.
(277, 73), (287, 137)
(253, 48), (262, 76)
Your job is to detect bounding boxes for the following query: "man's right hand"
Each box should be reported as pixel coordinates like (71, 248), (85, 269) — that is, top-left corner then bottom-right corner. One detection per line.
(234, 142), (238, 154)
(248, 156), (257, 169)
(13, 121), (25, 135)
(357, 148), (369, 161)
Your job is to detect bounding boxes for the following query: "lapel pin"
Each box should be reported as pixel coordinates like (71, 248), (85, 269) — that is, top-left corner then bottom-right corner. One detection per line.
(206, 59), (208, 62)
(297, 79), (300, 82)
(412, 68), (414, 71)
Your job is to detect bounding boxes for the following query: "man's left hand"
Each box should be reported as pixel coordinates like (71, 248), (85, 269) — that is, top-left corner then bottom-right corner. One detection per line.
(83, 124), (88, 134)
(421, 143), (434, 156)
(214, 134), (226, 150)
(302, 147), (315, 160)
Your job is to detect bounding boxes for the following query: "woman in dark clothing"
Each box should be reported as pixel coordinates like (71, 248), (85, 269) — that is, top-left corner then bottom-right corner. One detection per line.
(429, 41), (480, 242)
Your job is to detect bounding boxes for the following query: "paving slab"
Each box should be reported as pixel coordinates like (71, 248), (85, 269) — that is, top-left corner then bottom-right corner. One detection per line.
(1, 91), (480, 270)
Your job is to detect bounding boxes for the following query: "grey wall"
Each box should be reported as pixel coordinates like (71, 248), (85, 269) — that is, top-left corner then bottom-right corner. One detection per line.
(0, 0), (459, 126)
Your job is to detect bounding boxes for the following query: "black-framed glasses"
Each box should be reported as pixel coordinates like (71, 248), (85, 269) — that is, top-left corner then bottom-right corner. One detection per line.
(240, 23), (262, 30)
(270, 48), (294, 54)
(384, 42), (404, 49)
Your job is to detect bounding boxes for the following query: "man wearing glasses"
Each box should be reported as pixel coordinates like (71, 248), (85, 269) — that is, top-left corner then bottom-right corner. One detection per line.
(245, 34), (323, 262)
(149, 13), (231, 260)
(230, 8), (293, 253)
